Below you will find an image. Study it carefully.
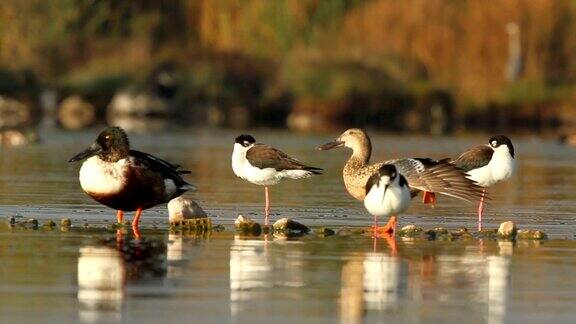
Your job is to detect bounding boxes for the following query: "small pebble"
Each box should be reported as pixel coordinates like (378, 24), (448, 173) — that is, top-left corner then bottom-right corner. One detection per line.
(234, 215), (261, 236)
(60, 218), (72, 227)
(7, 216), (16, 226)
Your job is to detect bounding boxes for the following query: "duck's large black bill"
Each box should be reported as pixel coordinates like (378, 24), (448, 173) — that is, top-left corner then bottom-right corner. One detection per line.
(68, 143), (102, 162)
(317, 140), (344, 151)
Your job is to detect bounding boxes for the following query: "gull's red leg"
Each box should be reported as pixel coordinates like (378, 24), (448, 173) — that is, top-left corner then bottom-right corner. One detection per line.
(478, 189), (486, 231)
(264, 186), (270, 226)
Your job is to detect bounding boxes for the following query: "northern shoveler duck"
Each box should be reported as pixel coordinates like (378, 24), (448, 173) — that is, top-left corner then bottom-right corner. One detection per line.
(69, 127), (194, 229)
(232, 134), (322, 226)
(364, 164), (411, 235)
(317, 128), (483, 213)
(451, 135), (516, 231)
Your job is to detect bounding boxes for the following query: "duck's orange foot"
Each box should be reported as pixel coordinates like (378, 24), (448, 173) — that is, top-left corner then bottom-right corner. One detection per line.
(369, 216), (397, 236)
(422, 191), (436, 208)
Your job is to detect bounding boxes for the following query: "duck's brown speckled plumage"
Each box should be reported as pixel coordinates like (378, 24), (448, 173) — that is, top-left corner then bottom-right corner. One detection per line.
(327, 128), (484, 202)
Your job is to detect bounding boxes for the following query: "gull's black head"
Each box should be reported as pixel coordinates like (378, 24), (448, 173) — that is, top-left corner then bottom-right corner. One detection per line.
(489, 135), (514, 158)
(235, 134), (256, 148)
(69, 127), (130, 163)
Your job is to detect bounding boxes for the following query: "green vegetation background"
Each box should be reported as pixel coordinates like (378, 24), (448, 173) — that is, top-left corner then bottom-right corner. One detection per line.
(1, 0), (575, 122)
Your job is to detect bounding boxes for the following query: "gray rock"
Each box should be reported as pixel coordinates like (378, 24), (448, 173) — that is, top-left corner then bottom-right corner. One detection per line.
(168, 197), (208, 223)
(497, 221), (517, 239)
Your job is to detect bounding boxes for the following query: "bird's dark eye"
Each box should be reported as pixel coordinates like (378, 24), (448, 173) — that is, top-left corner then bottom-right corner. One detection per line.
(491, 140), (498, 147)
(243, 141), (250, 146)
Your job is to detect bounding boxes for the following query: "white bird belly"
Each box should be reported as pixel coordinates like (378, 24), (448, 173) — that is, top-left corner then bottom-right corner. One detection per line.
(79, 156), (127, 195)
(364, 184), (411, 218)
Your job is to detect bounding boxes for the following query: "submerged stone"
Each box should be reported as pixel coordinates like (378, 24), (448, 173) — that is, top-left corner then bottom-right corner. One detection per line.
(517, 229), (547, 240)
(314, 227), (335, 237)
(234, 215), (261, 236)
(451, 227), (474, 240)
(42, 220), (57, 228)
(273, 218), (310, 235)
(397, 225), (424, 238)
(477, 228), (498, 239)
(426, 227), (453, 241)
(497, 221), (517, 240)
(336, 227), (354, 237)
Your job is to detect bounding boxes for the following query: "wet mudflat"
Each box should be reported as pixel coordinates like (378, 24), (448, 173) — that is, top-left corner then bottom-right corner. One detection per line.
(1, 127), (576, 323)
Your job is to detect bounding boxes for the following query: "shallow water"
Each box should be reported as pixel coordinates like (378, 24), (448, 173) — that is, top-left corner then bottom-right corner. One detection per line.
(1, 127), (576, 323)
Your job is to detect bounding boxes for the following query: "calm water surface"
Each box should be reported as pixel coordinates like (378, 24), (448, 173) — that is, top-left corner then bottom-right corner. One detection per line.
(1, 127), (576, 323)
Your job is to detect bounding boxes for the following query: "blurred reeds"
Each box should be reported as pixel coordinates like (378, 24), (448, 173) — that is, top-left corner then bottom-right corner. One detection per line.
(1, 0), (576, 130)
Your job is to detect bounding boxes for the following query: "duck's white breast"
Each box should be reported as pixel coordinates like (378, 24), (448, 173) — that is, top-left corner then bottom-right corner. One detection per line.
(79, 156), (128, 195)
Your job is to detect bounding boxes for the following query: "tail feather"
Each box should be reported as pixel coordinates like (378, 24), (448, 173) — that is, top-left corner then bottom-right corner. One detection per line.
(304, 166), (323, 175)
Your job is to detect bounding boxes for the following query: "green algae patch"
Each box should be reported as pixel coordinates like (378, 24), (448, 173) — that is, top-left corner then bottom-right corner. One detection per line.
(398, 225), (424, 239)
(169, 217), (212, 234)
(517, 229), (547, 240)
(477, 228), (498, 239)
(338, 227), (366, 237)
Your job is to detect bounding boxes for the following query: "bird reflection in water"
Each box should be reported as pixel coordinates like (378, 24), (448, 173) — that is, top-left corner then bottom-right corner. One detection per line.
(77, 231), (167, 322)
(487, 241), (512, 324)
(229, 234), (306, 318)
(340, 237), (407, 323)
